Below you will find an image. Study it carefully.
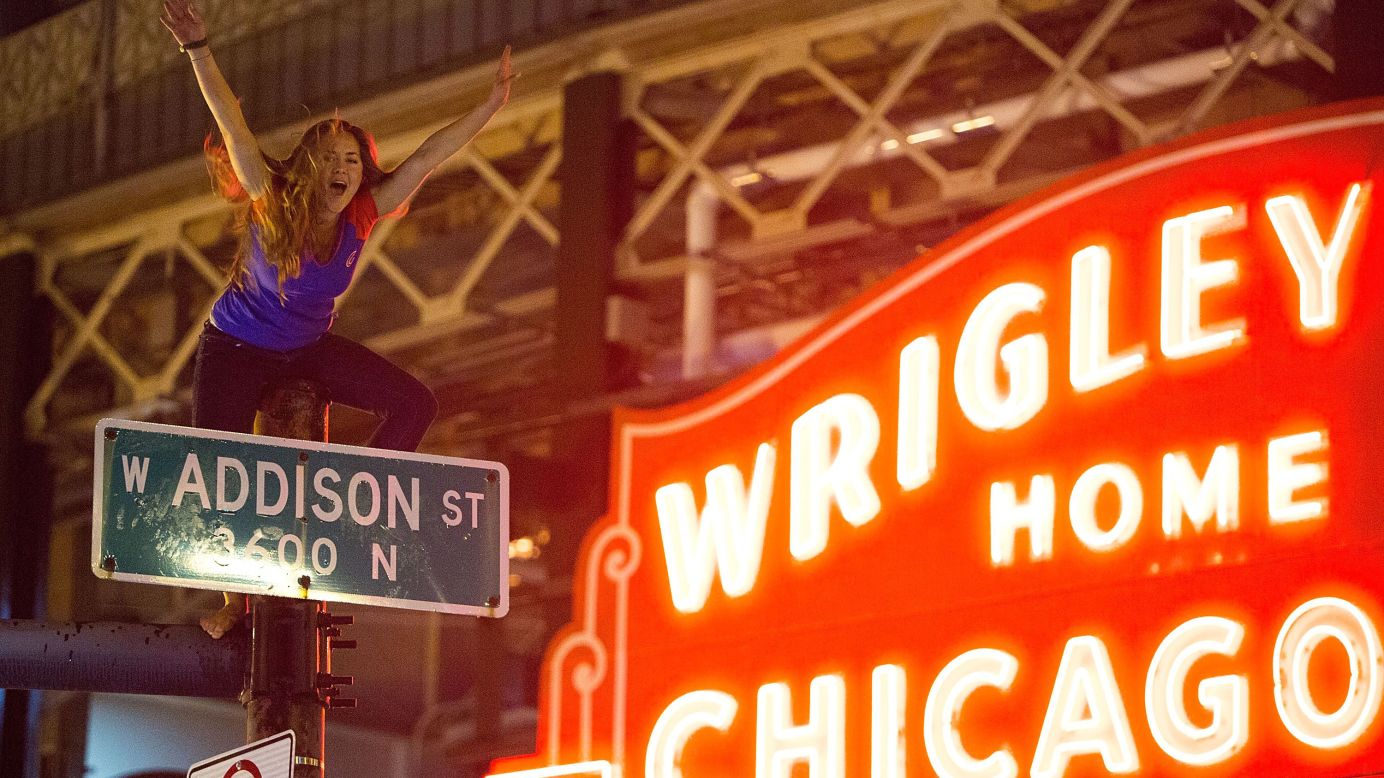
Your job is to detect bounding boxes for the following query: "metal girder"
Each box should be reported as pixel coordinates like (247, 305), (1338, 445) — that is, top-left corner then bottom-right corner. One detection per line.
(1175, 0), (1319, 136)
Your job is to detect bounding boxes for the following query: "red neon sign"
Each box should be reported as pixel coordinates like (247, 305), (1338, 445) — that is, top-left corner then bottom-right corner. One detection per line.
(492, 100), (1384, 777)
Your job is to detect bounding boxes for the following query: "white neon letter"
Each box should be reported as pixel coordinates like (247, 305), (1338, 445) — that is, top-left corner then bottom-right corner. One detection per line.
(1275, 596), (1384, 749)
(872, 664), (906, 778)
(1266, 182), (1370, 331)
(655, 442), (777, 613)
(1032, 636), (1140, 778)
(955, 282), (1048, 431)
(646, 689), (738, 778)
(924, 648), (1020, 778)
(756, 674), (846, 778)
(1162, 445), (1240, 539)
(1071, 246), (1147, 392)
(898, 335), (940, 491)
(1268, 430), (1328, 525)
(990, 475), (1055, 567)
(1146, 616), (1248, 765)
(1069, 462), (1142, 553)
(790, 394), (882, 561)
(1161, 205), (1246, 359)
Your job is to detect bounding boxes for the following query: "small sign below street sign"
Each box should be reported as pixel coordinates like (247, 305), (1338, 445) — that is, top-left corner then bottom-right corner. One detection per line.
(188, 730), (294, 778)
(94, 419), (509, 616)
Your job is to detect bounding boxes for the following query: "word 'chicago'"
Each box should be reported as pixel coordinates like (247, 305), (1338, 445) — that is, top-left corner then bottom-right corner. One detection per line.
(646, 594), (1382, 776)
(655, 182), (1369, 613)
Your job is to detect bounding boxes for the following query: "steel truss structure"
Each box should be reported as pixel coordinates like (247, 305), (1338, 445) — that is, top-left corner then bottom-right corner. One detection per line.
(15, 0), (1333, 451)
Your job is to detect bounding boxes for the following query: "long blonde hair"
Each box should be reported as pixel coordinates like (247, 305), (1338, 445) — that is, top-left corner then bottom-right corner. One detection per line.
(206, 118), (385, 294)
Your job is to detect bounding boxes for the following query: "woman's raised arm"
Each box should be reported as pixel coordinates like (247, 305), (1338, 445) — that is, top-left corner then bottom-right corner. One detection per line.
(161, 0), (269, 199)
(372, 46), (514, 216)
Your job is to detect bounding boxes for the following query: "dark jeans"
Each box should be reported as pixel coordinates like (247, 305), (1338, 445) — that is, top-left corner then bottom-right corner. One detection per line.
(192, 322), (438, 452)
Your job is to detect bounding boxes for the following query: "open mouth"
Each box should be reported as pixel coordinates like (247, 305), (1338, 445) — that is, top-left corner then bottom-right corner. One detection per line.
(329, 180), (349, 196)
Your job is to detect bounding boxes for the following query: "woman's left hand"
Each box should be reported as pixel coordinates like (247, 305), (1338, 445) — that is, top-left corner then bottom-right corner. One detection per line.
(488, 45), (514, 109)
(374, 44), (515, 215)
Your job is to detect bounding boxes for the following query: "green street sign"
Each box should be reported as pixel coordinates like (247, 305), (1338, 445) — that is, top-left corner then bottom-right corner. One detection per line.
(93, 419), (509, 616)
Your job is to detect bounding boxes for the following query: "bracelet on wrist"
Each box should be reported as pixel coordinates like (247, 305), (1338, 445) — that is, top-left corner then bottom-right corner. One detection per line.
(179, 37), (209, 54)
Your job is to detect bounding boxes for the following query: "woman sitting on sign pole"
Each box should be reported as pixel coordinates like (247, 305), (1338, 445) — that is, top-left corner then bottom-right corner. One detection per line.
(159, 0), (512, 635)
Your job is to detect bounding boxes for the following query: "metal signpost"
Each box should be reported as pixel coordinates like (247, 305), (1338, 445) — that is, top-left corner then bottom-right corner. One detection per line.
(92, 418), (510, 616)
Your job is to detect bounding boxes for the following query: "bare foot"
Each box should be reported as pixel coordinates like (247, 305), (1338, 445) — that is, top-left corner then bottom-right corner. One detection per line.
(200, 597), (243, 639)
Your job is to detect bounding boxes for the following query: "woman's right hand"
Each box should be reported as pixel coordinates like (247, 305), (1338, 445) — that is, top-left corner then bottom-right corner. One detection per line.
(160, 0), (207, 48)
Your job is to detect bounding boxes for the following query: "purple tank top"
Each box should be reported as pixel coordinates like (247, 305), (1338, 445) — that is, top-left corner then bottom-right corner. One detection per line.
(211, 192), (379, 351)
